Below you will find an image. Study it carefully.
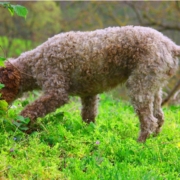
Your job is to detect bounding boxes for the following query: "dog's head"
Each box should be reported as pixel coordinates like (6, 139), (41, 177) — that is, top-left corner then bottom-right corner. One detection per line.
(0, 65), (21, 103)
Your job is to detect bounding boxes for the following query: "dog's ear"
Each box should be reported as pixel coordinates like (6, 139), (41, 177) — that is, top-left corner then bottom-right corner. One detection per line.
(0, 65), (20, 103)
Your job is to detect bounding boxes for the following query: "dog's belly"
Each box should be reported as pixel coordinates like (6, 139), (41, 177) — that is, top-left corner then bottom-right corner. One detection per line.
(68, 70), (128, 96)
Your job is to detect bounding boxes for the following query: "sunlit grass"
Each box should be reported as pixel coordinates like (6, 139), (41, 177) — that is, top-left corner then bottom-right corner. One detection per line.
(0, 93), (180, 179)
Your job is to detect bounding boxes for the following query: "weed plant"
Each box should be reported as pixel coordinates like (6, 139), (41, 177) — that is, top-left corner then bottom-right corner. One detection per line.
(0, 93), (180, 179)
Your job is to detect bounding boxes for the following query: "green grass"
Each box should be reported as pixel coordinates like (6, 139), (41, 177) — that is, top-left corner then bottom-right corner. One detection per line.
(0, 93), (180, 179)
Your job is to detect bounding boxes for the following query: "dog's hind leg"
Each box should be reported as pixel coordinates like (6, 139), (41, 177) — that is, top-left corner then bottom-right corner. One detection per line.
(126, 71), (160, 142)
(153, 89), (164, 136)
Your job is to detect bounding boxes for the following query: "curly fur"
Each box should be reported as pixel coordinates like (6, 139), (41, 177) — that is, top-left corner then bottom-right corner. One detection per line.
(0, 26), (180, 142)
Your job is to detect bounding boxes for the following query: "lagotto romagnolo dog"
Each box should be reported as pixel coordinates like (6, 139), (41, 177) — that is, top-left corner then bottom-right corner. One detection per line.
(0, 26), (179, 142)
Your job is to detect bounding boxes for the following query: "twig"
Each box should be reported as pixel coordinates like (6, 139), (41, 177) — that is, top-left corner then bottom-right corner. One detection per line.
(162, 79), (180, 106)
(7, 59), (34, 78)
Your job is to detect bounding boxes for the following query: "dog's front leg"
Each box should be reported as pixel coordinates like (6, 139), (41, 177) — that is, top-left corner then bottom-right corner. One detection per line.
(19, 89), (69, 131)
(81, 95), (99, 123)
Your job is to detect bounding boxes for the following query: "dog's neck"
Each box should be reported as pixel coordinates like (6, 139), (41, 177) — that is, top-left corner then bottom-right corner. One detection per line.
(5, 61), (40, 96)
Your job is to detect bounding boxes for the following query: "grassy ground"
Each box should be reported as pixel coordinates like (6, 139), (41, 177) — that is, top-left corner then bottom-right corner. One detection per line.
(0, 93), (180, 180)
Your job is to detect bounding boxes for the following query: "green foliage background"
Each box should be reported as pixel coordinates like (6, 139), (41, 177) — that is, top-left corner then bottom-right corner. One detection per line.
(1, 1), (180, 99)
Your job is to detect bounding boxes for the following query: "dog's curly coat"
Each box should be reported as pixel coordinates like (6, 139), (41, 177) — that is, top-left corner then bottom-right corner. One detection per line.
(0, 26), (180, 142)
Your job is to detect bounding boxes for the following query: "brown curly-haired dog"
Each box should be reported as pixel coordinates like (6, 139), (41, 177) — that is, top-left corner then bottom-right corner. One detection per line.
(0, 26), (180, 142)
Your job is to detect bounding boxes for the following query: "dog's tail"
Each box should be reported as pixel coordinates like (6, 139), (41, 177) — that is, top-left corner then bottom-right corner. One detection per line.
(174, 45), (180, 57)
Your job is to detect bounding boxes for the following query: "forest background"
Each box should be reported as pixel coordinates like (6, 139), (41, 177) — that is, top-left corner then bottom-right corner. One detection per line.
(1, 1), (180, 103)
